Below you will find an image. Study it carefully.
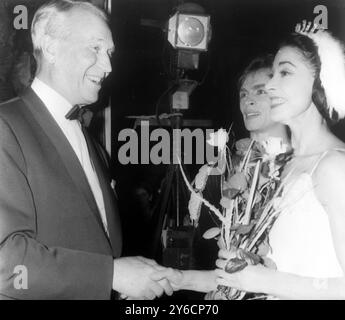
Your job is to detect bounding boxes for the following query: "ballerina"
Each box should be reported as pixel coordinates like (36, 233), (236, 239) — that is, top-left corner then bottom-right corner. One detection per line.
(216, 21), (345, 299)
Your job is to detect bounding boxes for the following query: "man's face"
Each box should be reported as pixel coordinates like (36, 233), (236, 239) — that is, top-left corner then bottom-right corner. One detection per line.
(239, 69), (275, 133)
(52, 9), (114, 106)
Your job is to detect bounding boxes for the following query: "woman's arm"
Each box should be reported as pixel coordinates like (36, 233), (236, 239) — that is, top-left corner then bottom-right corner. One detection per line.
(171, 270), (218, 293)
(216, 252), (345, 299)
(215, 151), (345, 299)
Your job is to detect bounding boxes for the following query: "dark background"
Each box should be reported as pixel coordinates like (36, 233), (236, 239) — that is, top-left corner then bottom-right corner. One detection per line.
(107, 0), (345, 258)
(1, 0), (345, 260)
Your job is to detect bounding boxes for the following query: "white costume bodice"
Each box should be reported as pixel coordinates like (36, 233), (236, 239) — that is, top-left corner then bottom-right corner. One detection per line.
(267, 150), (344, 278)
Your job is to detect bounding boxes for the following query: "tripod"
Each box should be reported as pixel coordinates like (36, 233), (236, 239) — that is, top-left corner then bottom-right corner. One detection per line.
(150, 112), (192, 262)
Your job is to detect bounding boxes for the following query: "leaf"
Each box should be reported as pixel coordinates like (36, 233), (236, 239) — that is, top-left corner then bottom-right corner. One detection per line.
(202, 227), (221, 239)
(217, 236), (226, 250)
(224, 258), (248, 273)
(261, 161), (270, 178)
(258, 175), (270, 189)
(241, 189), (249, 201)
(194, 165), (211, 190)
(233, 223), (254, 236)
(188, 192), (203, 223)
(232, 154), (242, 168)
(242, 160), (261, 225)
(227, 172), (247, 191)
(256, 240), (271, 256)
(223, 187), (240, 199)
(275, 149), (293, 165)
(237, 249), (262, 265)
(253, 207), (265, 220)
(253, 141), (266, 155)
(209, 165), (224, 176)
(230, 223), (240, 231)
(253, 191), (262, 204)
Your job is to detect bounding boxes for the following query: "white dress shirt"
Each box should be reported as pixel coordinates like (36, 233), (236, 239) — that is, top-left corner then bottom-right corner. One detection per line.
(31, 77), (109, 235)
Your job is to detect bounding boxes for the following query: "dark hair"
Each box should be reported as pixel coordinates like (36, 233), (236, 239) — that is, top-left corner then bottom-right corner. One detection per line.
(278, 33), (337, 124)
(237, 54), (274, 91)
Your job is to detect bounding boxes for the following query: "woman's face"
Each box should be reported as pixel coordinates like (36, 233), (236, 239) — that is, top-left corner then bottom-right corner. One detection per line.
(266, 46), (315, 124)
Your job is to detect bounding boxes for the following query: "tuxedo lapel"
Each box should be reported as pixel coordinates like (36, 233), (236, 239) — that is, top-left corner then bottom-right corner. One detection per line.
(20, 88), (106, 235)
(81, 126), (122, 257)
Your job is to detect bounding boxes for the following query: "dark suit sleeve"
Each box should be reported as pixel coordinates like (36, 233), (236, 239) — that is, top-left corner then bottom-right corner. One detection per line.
(0, 118), (113, 299)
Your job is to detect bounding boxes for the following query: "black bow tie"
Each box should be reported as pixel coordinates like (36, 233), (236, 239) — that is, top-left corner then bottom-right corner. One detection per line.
(65, 105), (81, 121)
(65, 105), (93, 127)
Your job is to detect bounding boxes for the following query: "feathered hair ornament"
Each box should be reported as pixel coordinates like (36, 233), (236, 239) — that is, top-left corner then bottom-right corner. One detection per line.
(295, 20), (345, 119)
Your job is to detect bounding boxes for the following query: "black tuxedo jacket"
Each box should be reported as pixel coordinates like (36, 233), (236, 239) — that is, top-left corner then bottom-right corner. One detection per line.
(0, 88), (121, 299)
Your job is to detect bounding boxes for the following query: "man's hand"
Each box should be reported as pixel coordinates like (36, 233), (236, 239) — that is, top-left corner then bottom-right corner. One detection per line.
(112, 256), (182, 299)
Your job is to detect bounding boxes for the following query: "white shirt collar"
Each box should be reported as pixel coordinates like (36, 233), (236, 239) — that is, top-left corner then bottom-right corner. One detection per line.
(31, 77), (74, 124)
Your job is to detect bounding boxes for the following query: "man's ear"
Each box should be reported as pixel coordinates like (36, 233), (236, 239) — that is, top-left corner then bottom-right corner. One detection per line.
(41, 35), (59, 64)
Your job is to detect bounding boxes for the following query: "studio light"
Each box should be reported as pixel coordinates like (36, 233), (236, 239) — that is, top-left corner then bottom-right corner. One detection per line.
(168, 12), (210, 51)
(165, 3), (211, 107)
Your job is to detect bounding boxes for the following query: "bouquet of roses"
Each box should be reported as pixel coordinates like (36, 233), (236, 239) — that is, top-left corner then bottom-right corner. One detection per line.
(179, 129), (292, 300)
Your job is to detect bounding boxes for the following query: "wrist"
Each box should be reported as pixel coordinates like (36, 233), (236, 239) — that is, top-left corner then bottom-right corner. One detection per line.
(170, 270), (186, 291)
(181, 270), (217, 293)
(112, 258), (121, 291)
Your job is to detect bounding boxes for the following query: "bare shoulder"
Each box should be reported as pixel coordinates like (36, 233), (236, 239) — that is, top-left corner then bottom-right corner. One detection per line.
(313, 148), (345, 210)
(315, 148), (345, 178)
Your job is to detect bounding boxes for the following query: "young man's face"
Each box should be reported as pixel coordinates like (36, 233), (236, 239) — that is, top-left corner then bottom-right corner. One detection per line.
(239, 68), (275, 133)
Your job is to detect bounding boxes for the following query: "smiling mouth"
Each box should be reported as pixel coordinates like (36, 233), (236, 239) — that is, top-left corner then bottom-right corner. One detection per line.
(86, 75), (104, 86)
(245, 112), (261, 119)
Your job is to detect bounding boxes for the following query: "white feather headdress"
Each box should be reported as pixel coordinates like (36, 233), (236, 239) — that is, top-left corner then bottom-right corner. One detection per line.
(295, 21), (345, 119)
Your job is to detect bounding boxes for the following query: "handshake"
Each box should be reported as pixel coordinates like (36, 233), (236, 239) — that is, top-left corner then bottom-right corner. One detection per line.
(112, 256), (183, 300)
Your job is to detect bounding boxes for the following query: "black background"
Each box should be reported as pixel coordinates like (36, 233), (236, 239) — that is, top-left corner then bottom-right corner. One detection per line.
(106, 0), (345, 257)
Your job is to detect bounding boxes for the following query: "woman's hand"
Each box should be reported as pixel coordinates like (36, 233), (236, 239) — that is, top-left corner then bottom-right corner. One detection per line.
(161, 268), (184, 292)
(215, 249), (274, 294)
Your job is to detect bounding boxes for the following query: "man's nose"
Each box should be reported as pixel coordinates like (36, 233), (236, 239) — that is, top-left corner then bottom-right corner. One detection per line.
(245, 98), (255, 106)
(98, 53), (112, 73)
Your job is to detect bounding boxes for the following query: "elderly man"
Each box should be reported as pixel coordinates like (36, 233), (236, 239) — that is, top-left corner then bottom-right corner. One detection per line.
(0, 0), (179, 300)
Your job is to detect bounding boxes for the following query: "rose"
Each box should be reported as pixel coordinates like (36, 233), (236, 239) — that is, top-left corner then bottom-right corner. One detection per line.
(222, 172), (247, 200)
(235, 138), (252, 156)
(225, 172), (247, 192)
(260, 137), (288, 158)
(207, 128), (229, 151)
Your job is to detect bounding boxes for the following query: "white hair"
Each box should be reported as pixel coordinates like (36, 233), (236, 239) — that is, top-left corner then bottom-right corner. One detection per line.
(31, 0), (108, 61)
